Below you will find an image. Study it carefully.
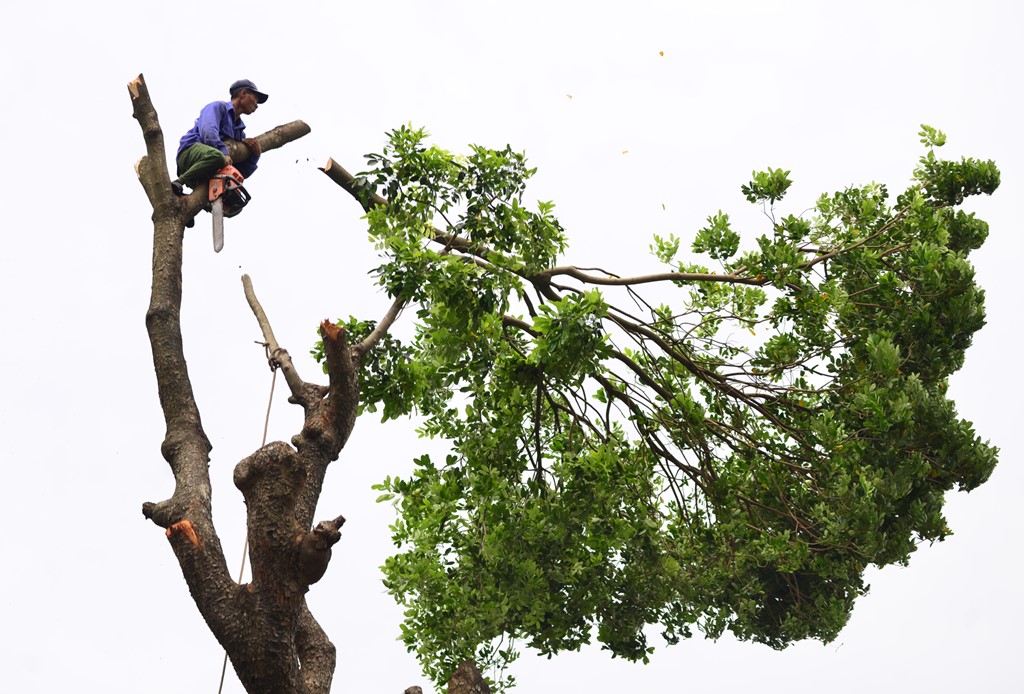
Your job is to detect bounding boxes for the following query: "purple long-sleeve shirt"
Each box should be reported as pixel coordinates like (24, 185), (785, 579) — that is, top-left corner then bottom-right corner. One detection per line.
(177, 101), (260, 178)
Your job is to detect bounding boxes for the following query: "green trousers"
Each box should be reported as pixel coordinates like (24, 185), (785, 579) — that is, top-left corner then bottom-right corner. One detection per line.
(176, 143), (228, 188)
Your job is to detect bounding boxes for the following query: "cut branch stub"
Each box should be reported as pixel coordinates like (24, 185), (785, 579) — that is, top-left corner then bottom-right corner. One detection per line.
(317, 319), (359, 453)
(298, 514), (346, 585)
(166, 519), (203, 548)
(320, 158), (386, 212)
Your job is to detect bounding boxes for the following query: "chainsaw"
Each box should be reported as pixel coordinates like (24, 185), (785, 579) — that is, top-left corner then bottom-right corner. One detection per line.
(208, 165), (251, 252)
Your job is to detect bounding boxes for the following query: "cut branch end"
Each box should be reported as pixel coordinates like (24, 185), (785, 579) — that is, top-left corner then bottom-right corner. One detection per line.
(166, 519), (202, 548)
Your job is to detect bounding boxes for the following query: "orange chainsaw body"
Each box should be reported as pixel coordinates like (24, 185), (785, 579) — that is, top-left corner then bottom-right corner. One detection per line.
(208, 165), (251, 252)
(208, 165), (250, 218)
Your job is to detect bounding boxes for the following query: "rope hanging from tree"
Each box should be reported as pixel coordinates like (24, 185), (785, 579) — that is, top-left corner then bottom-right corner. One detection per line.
(217, 342), (281, 694)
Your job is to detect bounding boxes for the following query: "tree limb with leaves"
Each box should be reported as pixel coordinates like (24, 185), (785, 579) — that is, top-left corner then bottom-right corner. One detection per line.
(319, 123), (999, 690)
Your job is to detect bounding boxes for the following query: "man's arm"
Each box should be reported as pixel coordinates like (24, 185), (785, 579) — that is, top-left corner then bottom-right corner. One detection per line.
(236, 137), (261, 178)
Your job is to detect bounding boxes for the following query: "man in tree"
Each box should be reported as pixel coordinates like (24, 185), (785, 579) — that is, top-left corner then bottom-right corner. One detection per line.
(171, 79), (267, 196)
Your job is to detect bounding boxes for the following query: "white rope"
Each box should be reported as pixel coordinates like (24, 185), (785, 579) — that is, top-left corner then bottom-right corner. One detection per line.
(217, 361), (278, 694)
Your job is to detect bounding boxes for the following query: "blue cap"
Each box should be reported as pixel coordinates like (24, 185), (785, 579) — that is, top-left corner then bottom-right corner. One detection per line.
(229, 79), (268, 103)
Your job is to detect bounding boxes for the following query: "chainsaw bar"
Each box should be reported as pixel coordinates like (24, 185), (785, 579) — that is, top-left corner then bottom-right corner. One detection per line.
(207, 165), (249, 253)
(212, 198), (225, 252)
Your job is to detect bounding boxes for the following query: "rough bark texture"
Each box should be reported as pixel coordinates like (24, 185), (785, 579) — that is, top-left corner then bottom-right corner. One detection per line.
(447, 661), (491, 694)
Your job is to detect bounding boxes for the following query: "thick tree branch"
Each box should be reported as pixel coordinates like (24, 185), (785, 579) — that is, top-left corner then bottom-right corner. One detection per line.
(226, 120), (312, 167)
(315, 321), (361, 452)
(319, 158), (748, 285)
(128, 77), (173, 213)
(130, 74), (215, 523)
(320, 157), (387, 211)
(288, 323), (361, 532)
(534, 265), (763, 287)
(296, 603), (338, 694)
(319, 157), (911, 316)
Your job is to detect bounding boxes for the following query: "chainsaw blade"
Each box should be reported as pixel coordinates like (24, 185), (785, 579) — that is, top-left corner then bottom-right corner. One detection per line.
(212, 198), (224, 252)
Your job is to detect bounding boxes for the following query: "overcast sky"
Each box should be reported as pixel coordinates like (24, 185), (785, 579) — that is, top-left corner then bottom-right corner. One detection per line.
(1, 1), (1021, 692)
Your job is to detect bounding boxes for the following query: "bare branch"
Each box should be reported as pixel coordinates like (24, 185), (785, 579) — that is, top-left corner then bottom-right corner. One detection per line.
(242, 273), (310, 399)
(351, 297), (406, 360)
(534, 265), (764, 287)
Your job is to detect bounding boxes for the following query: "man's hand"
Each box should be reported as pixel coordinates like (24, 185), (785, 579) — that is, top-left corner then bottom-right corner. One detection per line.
(243, 137), (262, 157)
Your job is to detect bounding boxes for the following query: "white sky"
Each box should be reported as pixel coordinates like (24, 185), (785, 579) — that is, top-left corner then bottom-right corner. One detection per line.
(1, 1), (1021, 692)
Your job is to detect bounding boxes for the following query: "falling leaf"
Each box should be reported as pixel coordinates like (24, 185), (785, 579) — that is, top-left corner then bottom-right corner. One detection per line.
(566, 94), (573, 100)
(622, 150), (629, 154)
(659, 51), (665, 56)
(661, 203), (666, 210)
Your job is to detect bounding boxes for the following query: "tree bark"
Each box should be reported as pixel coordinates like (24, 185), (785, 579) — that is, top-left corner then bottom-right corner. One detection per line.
(447, 661), (490, 694)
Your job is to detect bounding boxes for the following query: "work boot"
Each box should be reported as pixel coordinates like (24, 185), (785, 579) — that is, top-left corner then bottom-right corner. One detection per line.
(171, 180), (186, 196)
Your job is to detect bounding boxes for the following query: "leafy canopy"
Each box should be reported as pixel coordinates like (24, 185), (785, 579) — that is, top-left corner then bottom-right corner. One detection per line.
(317, 125), (999, 689)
